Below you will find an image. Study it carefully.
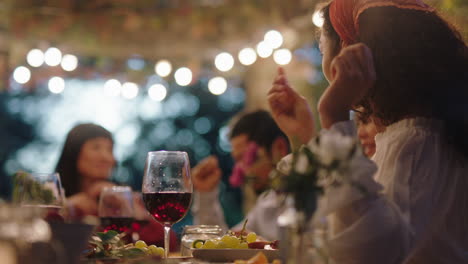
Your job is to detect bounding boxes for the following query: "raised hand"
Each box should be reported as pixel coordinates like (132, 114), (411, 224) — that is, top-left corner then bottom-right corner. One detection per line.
(268, 67), (315, 150)
(192, 156), (222, 192)
(318, 43), (376, 129)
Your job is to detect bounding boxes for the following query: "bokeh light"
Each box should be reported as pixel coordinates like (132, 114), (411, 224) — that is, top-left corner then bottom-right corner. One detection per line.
(312, 10), (324, 28)
(155, 60), (172, 77)
(61, 54), (78, 71)
(121, 82), (139, 99)
(238, 48), (257, 66)
(26, 49), (44, 67)
(13, 66), (31, 84)
(208, 76), (227, 95)
(194, 117), (212, 134)
(273, 49), (292, 65)
(127, 56), (145, 71)
(174, 67), (192, 86)
(264, 30), (283, 49)
(256, 41), (273, 58)
(48, 77), (65, 94)
(148, 84), (167, 101)
(104, 79), (122, 97)
(214, 52), (234, 72)
(44, 47), (62, 66)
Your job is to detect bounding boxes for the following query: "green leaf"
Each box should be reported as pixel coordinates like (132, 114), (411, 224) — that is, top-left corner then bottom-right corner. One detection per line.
(97, 230), (119, 242)
(122, 248), (146, 258)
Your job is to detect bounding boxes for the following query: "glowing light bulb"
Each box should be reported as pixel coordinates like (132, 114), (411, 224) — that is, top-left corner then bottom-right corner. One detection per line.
(61, 54), (78, 71)
(148, 84), (167, 101)
(27, 49), (44, 67)
(48, 77), (65, 94)
(13, 66), (31, 84)
(121, 82), (139, 99)
(238, 48), (257, 66)
(214, 52), (234, 72)
(273, 49), (292, 65)
(208, 77), (227, 95)
(264, 30), (283, 49)
(174, 67), (193, 86)
(312, 10), (324, 28)
(44, 47), (62, 66)
(256, 41), (273, 58)
(155, 60), (172, 77)
(104, 79), (122, 97)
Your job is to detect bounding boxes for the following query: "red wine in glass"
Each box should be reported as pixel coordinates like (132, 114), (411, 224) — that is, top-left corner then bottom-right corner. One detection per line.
(100, 217), (134, 233)
(142, 192), (192, 224)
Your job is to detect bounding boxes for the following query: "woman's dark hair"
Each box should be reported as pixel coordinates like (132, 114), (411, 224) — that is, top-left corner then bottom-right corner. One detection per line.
(55, 123), (113, 197)
(321, 3), (468, 158)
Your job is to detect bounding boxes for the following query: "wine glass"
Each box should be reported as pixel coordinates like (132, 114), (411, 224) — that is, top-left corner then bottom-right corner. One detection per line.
(98, 186), (135, 234)
(13, 172), (65, 220)
(142, 151), (193, 258)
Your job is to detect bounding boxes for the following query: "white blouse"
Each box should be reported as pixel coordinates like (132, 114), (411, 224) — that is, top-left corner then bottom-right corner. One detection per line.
(324, 118), (468, 264)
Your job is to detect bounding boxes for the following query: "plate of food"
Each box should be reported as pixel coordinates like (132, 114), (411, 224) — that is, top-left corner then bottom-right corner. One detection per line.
(190, 231), (280, 262)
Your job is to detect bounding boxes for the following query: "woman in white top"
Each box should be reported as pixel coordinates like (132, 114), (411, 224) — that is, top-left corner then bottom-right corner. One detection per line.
(268, 0), (468, 263)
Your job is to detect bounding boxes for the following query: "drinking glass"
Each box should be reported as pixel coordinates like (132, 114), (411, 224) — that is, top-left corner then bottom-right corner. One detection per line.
(98, 186), (134, 233)
(142, 151), (193, 258)
(13, 172), (65, 219)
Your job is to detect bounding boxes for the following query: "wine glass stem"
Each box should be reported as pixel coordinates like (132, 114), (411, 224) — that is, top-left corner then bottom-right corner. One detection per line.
(164, 224), (171, 258)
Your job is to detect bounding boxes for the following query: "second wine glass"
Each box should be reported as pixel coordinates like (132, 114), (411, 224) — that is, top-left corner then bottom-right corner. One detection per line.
(142, 151), (193, 258)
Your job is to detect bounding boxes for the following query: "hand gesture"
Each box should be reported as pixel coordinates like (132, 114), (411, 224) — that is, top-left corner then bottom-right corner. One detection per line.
(318, 43), (376, 128)
(268, 67), (315, 150)
(192, 156), (222, 192)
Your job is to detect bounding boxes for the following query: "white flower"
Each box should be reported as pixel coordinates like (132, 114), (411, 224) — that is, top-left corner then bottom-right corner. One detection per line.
(308, 131), (355, 166)
(294, 153), (309, 174)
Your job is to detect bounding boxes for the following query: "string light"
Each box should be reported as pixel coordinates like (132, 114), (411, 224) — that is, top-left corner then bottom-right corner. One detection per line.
(155, 60), (172, 77)
(26, 49), (44, 67)
(61, 54), (78, 71)
(13, 66), (31, 84)
(48, 77), (65, 94)
(273, 49), (292, 65)
(121, 82), (139, 99)
(208, 76), (227, 95)
(148, 84), (167, 101)
(264, 30), (283, 49)
(312, 10), (324, 28)
(174, 67), (193, 86)
(44, 47), (62, 66)
(238, 48), (257, 66)
(104, 79), (122, 97)
(215, 52), (234, 72)
(256, 41), (273, 58)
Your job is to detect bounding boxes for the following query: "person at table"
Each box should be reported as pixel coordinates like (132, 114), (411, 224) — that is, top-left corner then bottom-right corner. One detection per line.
(191, 110), (290, 241)
(55, 123), (177, 249)
(355, 107), (378, 158)
(268, 0), (468, 262)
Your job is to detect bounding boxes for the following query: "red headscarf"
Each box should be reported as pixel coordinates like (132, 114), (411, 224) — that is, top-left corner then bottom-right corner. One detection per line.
(329, 0), (434, 46)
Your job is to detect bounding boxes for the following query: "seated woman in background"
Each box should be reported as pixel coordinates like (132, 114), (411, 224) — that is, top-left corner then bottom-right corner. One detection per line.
(55, 123), (177, 250)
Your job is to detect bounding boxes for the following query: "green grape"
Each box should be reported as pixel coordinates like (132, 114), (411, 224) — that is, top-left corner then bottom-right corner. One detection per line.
(238, 242), (249, 249)
(148, 245), (158, 255)
(155, 247), (165, 257)
(194, 241), (204, 249)
(202, 240), (217, 249)
(246, 232), (257, 243)
(221, 235), (242, 248)
(220, 235), (232, 244)
(228, 236), (241, 248)
(135, 240), (148, 249)
(217, 241), (228, 249)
